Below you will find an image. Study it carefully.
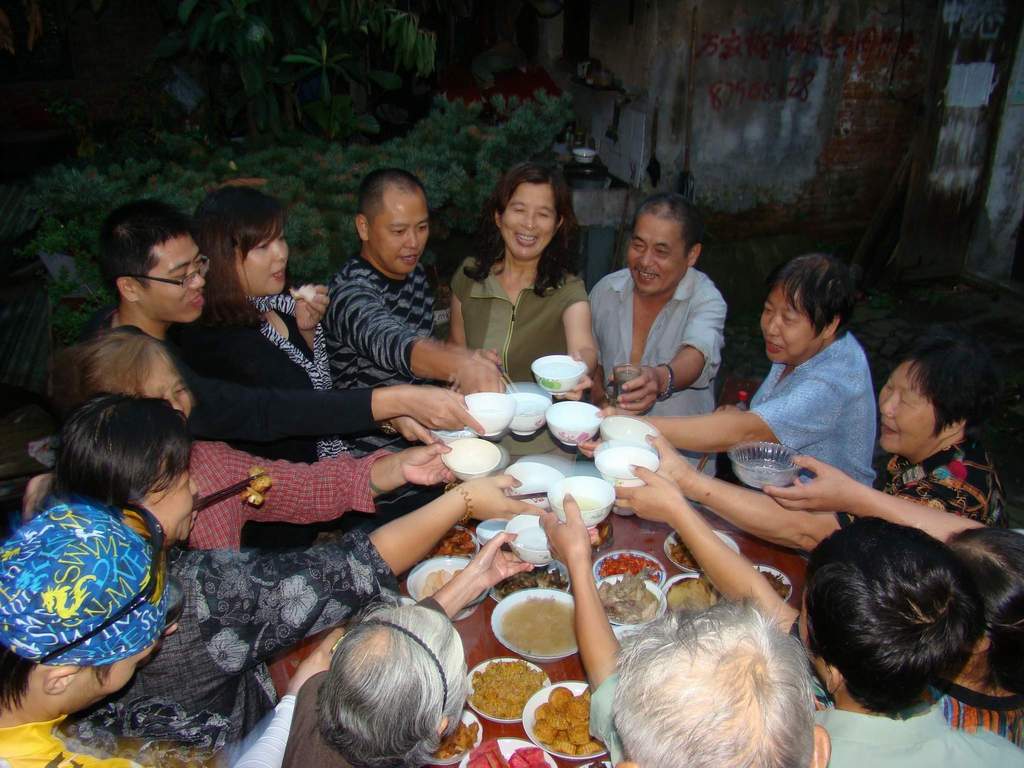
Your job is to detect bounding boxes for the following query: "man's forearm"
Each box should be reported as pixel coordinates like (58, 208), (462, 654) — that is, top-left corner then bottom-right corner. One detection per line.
(658, 346), (706, 394)
(650, 410), (776, 453)
(409, 338), (469, 382)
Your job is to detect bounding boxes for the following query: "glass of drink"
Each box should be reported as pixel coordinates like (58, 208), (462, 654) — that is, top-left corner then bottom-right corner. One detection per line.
(611, 364), (643, 406)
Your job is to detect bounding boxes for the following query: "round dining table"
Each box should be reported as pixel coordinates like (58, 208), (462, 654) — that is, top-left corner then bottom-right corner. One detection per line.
(269, 502), (807, 768)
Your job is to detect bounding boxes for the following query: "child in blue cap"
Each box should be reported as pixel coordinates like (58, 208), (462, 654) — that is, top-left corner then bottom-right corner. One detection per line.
(0, 497), (168, 767)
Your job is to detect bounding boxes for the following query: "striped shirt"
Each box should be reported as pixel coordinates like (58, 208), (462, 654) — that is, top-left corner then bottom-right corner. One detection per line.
(930, 682), (1024, 748)
(324, 256), (434, 454)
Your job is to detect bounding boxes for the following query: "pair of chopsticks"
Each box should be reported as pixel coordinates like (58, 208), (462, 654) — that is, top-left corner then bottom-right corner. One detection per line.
(194, 472), (267, 511)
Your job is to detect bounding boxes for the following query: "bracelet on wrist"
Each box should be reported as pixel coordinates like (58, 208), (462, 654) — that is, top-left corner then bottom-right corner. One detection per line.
(656, 363), (675, 402)
(455, 485), (473, 524)
(378, 420), (398, 436)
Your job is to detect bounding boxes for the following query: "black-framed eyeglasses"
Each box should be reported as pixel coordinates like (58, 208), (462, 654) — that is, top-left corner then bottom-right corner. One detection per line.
(121, 255), (209, 288)
(38, 504), (173, 664)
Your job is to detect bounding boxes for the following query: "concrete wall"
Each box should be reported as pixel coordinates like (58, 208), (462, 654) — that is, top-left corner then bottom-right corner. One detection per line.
(584, 0), (930, 238)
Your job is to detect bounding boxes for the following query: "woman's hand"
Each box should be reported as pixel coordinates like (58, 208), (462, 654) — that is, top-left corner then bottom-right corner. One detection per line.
(615, 466), (691, 525)
(763, 455), (852, 513)
(387, 415), (435, 444)
(459, 475), (538, 520)
(540, 495), (592, 569)
(395, 385), (486, 434)
(291, 284), (329, 330)
(645, 432), (698, 491)
(399, 443), (454, 486)
(462, 532), (534, 591)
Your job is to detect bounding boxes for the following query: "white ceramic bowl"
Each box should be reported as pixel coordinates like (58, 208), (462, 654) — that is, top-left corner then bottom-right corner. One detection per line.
(599, 415), (658, 444)
(490, 588), (578, 663)
(531, 355), (587, 395)
(594, 440), (660, 487)
(466, 657), (551, 724)
(431, 427), (477, 444)
(465, 392), (516, 437)
(407, 556), (484, 620)
(572, 147), (598, 164)
(522, 681), (608, 761)
(663, 530), (740, 573)
(509, 391), (552, 435)
(506, 461), (565, 509)
(546, 401), (601, 446)
(547, 476), (615, 527)
(475, 518), (507, 546)
(727, 441), (799, 489)
(457, 737), (558, 768)
(755, 565), (794, 602)
(592, 549), (666, 585)
(596, 573), (667, 628)
(442, 438), (503, 481)
(433, 709), (484, 765)
(505, 514), (551, 565)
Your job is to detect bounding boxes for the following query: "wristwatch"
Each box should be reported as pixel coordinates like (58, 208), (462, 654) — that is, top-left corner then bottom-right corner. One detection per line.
(656, 363), (675, 402)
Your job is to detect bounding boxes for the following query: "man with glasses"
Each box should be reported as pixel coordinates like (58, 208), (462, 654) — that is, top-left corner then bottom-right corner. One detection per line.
(85, 199), (482, 451)
(0, 498), (171, 767)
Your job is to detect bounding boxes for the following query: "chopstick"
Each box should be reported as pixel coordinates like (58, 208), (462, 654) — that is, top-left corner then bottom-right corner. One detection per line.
(194, 472), (267, 511)
(498, 368), (517, 393)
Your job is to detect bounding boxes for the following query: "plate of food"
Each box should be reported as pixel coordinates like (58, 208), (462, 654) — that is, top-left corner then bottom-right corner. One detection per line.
(407, 556), (485, 621)
(491, 562), (570, 602)
(662, 573), (721, 612)
(433, 710), (484, 765)
(522, 681), (607, 761)
(596, 573), (667, 627)
(460, 738), (557, 768)
(431, 525), (480, 558)
(662, 531), (740, 572)
(467, 658), (551, 723)
(491, 589), (577, 663)
(592, 549), (665, 585)
(755, 565), (793, 602)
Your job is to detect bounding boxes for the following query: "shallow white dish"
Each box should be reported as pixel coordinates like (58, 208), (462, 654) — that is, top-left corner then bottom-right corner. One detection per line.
(532, 355), (587, 395)
(465, 392), (517, 438)
(663, 530), (740, 573)
(407, 556), (483, 620)
(547, 476), (615, 527)
(546, 401), (601, 446)
(506, 461), (565, 509)
(596, 573), (667, 628)
(432, 427), (477, 443)
(458, 737), (558, 768)
(442, 438), (503, 481)
(522, 680), (608, 761)
(466, 657), (551, 724)
(594, 440), (660, 487)
(755, 564), (794, 602)
(433, 709), (484, 765)
(592, 549), (666, 585)
(474, 518), (507, 546)
(490, 588), (578, 663)
(599, 415), (658, 444)
(510, 391), (552, 436)
(506, 514), (552, 565)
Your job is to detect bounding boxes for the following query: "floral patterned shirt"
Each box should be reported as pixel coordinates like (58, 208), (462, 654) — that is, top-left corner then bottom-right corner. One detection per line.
(62, 531), (399, 753)
(883, 441), (1006, 527)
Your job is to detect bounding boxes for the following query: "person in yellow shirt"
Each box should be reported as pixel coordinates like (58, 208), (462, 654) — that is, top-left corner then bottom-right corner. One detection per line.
(0, 497), (172, 767)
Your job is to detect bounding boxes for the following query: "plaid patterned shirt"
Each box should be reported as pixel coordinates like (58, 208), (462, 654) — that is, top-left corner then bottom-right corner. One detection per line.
(188, 441), (388, 550)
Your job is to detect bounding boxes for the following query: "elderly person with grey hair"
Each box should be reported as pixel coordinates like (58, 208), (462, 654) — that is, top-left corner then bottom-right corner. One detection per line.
(234, 531), (531, 768)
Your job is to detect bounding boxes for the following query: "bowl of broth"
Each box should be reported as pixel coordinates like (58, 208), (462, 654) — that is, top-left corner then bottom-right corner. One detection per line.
(547, 476), (615, 527)
(531, 355), (588, 395)
(465, 392), (516, 438)
(491, 588), (577, 663)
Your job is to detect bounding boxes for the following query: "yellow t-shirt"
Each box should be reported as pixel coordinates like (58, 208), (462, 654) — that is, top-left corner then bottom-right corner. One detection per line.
(0, 717), (144, 768)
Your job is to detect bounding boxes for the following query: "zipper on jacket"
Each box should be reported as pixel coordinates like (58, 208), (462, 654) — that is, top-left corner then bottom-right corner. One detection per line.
(501, 290), (525, 373)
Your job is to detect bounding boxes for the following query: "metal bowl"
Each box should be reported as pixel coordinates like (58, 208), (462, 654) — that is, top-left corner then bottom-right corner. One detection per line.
(727, 441), (799, 489)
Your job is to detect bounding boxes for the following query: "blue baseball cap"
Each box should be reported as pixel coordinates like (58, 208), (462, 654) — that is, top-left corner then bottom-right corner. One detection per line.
(0, 498), (168, 665)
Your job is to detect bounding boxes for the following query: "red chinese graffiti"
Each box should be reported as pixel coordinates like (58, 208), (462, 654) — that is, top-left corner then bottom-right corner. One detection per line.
(698, 25), (917, 63)
(708, 70), (817, 111)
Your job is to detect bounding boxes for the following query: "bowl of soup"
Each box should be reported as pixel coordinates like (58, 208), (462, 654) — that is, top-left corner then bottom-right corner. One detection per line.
(465, 392), (516, 438)
(545, 401), (601, 446)
(531, 355), (588, 395)
(442, 438), (503, 481)
(505, 514), (552, 565)
(599, 415), (658, 444)
(509, 391), (552, 436)
(594, 440), (660, 488)
(547, 476), (615, 527)
(491, 588), (577, 663)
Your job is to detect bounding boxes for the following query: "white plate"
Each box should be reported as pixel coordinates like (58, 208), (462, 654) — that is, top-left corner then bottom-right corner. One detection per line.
(662, 530), (740, 573)
(592, 549), (666, 585)
(407, 556), (484, 621)
(491, 588), (578, 663)
(458, 738), (558, 768)
(474, 518), (507, 546)
(466, 657), (550, 723)
(522, 681), (608, 761)
(595, 573), (667, 627)
(431, 709), (484, 765)
(755, 565), (794, 602)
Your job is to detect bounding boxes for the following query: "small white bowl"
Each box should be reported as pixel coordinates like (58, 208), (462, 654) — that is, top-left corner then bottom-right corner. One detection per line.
(433, 709), (484, 765)
(594, 440), (660, 487)
(431, 428), (477, 444)
(442, 438), (502, 481)
(531, 355), (587, 395)
(509, 391), (552, 435)
(490, 588), (577, 663)
(407, 556), (483, 620)
(506, 461), (565, 509)
(547, 476), (615, 527)
(599, 415), (658, 444)
(546, 401), (601, 446)
(506, 514), (551, 565)
(596, 573), (667, 627)
(663, 530), (740, 573)
(522, 681), (608, 761)
(755, 565), (794, 602)
(466, 657), (550, 724)
(572, 147), (598, 164)
(474, 518), (507, 546)
(727, 441), (799, 489)
(465, 392), (516, 438)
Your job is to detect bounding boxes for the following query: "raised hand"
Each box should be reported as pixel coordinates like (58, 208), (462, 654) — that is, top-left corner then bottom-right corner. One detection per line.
(539, 494), (592, 568)
(615, 466), (691, 525)
(399, 443), (454, 486)
(291, 284), (329, 329)
(763, 455), (850, 513)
